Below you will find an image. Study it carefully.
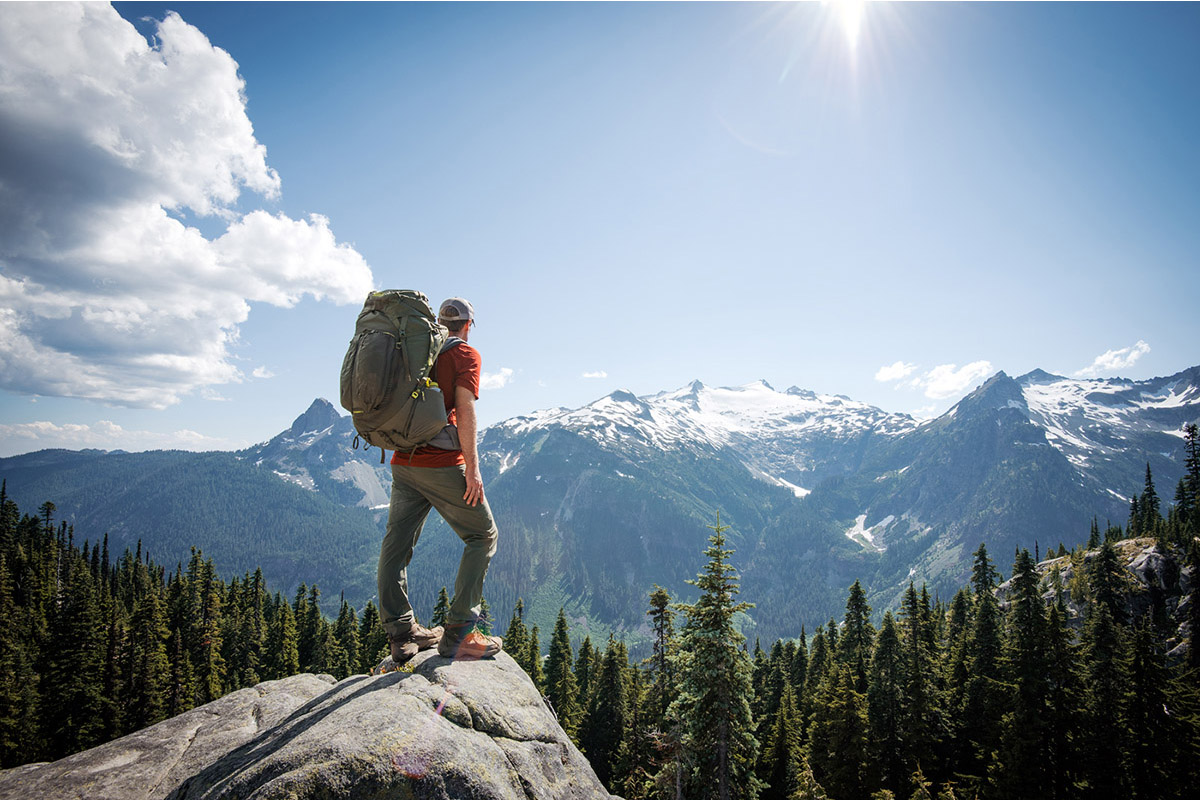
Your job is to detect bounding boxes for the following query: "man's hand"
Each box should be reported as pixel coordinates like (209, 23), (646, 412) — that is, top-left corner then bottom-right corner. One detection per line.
(456, 385), (484, 506)
(464, 465), (485, 506)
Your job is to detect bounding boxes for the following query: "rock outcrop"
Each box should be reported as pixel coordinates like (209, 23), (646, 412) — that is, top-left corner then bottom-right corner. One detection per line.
(0, 651), (615, 800)
(997, 536), (1195, 660)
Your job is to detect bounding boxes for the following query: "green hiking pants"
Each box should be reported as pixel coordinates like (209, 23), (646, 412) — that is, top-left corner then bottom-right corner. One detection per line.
(378, 463), (499, 638)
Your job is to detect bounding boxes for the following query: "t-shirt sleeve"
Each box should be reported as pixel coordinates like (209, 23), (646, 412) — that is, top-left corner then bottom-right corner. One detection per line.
(453, 345), (482, 400)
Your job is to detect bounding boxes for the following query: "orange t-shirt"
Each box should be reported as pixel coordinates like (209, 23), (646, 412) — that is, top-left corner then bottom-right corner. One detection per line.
(390, 341), (481, 468)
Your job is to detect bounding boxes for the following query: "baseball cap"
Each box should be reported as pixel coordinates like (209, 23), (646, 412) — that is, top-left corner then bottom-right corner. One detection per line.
(439, 297), (475, 325)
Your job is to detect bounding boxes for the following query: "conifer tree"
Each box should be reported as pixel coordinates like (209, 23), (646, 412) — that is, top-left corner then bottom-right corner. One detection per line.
(525, 625), (544, 691)
(333, 598), (359, 678)
(619, 664), (654, 800)
(791, 759), (830, 800)
(478, 595), (492, 634)
(311, 615), (348, 677)
(898, 583), (939, 779)
(752, 640), (768, 725)
(1183, 423), (1200, 533)
(804, 629), (829, 709)
(665, 513), (761, 800)
(756, 641), (788, 747)
(431, 586), (451, 628)
(505, 598), (530, 670)
(908, 766), (933, 800)
(790, 626), (808, 703)
(41, 559), (105, 758)
(1126, 620), (1178, 800)
(868, 612), (906, 795)
(581, 636), (629, 791)
(264, 594), (300, 679)
(98, 591), (125, 740)
(166, 628), (194, 717)
(807, 664), (869, 800)
(1080, 602), (1131, 798)
(646, 585), (675, 725)
(842, 580), (874, 693)
(544, 608), (580, 738)
(239, 569), (267, 684)
(358, 601), (387, 672)
(1042, 595), (1083, 800)
(1189, 539), (1200, 672)
(575, 635), (597, 713)
(299, 584), (323, 672)
(993, 549), (1049, 798)
(292, 583), (311, 665)
(1141, 462), (1162, 534)
(760, 682), (805, 800)
(0, 554), (38, 768)
(125, 562), (170, 730)
(934, 784), (958, 800)
(182, 552), (226, 704)
(1089, 540), (1126, 624)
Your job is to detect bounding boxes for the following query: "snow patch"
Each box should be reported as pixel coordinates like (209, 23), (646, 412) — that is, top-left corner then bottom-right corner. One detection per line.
(844, 513), (890, 552)
(497, 451), (520, 475)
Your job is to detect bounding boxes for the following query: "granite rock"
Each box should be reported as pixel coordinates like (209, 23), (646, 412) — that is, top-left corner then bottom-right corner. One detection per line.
(0, 652), (615, 800)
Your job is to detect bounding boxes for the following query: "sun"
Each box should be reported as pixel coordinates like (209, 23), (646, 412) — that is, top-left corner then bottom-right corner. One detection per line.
(825, 0), (867, 54)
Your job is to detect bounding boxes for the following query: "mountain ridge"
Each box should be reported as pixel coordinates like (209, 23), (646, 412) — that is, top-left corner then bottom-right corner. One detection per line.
(2, 365), (1196, 645)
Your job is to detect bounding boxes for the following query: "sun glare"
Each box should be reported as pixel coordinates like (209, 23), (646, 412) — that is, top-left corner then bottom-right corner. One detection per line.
(826, 0), (867, 54)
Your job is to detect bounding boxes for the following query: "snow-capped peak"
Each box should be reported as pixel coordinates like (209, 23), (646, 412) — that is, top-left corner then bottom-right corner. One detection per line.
(487, 380), (918, 474)
(1017, 367), (1200, 469)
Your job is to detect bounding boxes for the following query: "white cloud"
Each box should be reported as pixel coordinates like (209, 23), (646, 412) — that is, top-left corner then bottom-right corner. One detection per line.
(911, 404), (940, 420)
(890, 361), (995, 400)
(582, 370), (608, 379)
(875, 361), (917, 382)
(0, 419), (240, 457)
(480, 367), (514, 391)
(0, 3), (373, 409)
(918, 361), (995, 399)
(252, 366), (275, 379)
(1073, 340), (1151, 378)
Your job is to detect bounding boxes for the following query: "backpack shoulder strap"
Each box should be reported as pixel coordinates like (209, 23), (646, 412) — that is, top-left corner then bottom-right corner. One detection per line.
(440, 336), (465, 354)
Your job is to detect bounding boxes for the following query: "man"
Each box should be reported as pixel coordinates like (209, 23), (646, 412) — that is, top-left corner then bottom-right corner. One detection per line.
(377, 297), (503, 662)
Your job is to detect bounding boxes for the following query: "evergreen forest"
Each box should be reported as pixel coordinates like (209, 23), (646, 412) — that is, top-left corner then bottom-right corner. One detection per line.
(1, 425), (1199, 800)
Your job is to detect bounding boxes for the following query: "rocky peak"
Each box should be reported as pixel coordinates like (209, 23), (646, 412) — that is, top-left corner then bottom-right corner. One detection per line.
(0, 652), (613, 800)
(951, 370), (1027, 417)
(288, 397), (342, 438)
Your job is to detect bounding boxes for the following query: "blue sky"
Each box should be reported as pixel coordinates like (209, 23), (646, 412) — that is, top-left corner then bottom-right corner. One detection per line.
(1, 1), (1197, 456)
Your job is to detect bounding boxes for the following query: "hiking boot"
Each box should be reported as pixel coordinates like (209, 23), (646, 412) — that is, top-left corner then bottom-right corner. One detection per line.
(389, 637), (418, 664)
(389, 621), (444, 663)
(437, 626), (503, 660)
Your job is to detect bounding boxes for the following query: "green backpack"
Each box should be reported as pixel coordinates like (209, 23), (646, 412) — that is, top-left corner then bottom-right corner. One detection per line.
(339, 290), (457, 459)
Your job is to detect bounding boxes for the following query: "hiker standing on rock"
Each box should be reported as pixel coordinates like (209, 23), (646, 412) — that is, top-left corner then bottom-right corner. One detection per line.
(378, 297), (503, 662)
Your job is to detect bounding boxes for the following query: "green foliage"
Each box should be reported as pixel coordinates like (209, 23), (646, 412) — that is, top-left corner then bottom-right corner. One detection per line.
(430, 586), (450, 628)
(544, 608), (580, 739)
(580, 636), (629, 791)
(666, 513), (762, 800)
(0, 492), (375, 767)
(807, 664), (869, 800)
(4, 438), (1200, 799)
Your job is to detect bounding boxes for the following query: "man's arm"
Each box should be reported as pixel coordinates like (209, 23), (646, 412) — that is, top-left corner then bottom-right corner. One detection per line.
(456, 385), (484, 506)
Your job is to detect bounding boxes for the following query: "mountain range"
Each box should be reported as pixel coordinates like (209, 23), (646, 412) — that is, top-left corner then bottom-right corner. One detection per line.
(2, 365), (1196, 647)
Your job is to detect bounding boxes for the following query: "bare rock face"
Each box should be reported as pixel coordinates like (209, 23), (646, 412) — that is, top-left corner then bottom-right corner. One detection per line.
(997, 536), (1194, 660)
(0, 652), (614, 800)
